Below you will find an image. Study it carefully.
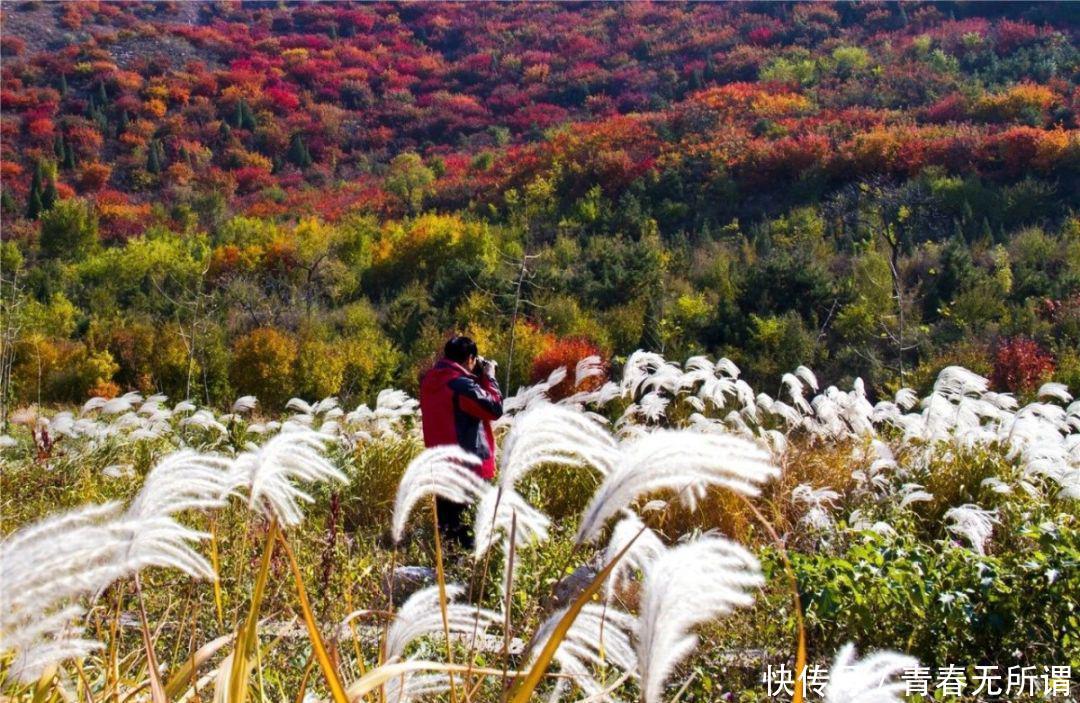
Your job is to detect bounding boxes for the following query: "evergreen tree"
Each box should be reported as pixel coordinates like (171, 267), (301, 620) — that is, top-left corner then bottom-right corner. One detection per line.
(241, 100), (256, 131)
(26, 187), (42, 220)
(58, 73), (68, 96)
(118, 109), (129, 132)
(287, 133), (312, 167)
(96, 80), (108, 106)
(39, 198), (98, 261)
(63, 142), (76, 170)
(234, 99), (256, 130)
(147, 141), (162, 174)
(42, 176), (58, 211)
(1, 188), (16, 214)
(26, 163), (43, 219)
(54, 135), (65, 161)
(41, 164), (58, 210)
(90, 107), (107, 132)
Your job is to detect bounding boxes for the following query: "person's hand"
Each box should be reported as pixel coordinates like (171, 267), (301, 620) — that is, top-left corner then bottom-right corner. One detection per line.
(475, 356), (495, 378)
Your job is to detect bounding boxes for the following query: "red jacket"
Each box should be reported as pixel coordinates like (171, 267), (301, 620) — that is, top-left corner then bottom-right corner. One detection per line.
(419, 358), (503, 480)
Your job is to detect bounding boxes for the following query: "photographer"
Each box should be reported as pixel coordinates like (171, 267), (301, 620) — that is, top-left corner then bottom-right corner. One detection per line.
(418, 335), (503, 549)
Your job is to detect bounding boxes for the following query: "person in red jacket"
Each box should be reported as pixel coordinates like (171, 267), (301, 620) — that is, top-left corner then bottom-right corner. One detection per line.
(419, 335), (503, 548)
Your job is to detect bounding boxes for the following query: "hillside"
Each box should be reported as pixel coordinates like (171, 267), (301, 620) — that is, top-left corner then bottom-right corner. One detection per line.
(1, 1), (1079, 410)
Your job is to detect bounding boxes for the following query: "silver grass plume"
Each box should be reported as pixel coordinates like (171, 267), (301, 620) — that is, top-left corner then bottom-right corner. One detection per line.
(384, 672), (452, 703)
(231, 395), (258, 414)
(229, 426), (347, 526)
(898, 484), (933, 509)
(575, 430), (779, 544)
(127, 450), (233, 519)
(795, 365), (820, 392)
(602, 511), (666, 602)
(1037, 382), (1072, 404)
(792, 483), (841, 530)
(384, 583), (500, 660)
(118, 450), (234, 579)
(391, 446), (487, 543)
(374, 389), (419, 435)
(531, 602), (637, 702)
(502, 366), (569, 417)
(636, 535), (764, 703)
(824, 643), (919, 703)
(2, 449), (235, 681)
(574, 354), (606, 388)
(1, 503), (124, 682)
(363, 587), (496, 702)
(944, 504), (998, 555)
(498, 403), (618, 489)
(181, 409), (228, 435)
(473, 485), (551, 559)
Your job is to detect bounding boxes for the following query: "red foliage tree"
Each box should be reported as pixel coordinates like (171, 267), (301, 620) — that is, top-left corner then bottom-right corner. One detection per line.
(991, 337), (1054, 394)
(529, 336), (606, 401)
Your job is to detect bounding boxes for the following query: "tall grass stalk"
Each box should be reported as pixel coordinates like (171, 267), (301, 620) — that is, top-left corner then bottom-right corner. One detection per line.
(209, 518), (224, 627)
(277, 528), (350, 703)
(736, 494), (807, 703)
(429, 495), (458, 703)
(499, 512), (517, 693)
(227, 517), (279, 703)
(132, 574), (166, 703)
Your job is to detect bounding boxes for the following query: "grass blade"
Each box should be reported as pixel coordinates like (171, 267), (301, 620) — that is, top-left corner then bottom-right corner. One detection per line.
(133, 574), (167, 703)
(294, 654), (316, 703)
(430, 495), (457, 703)
(209, 517), (225, 628)
(347, 661), (532, 703)
(163, 633), (235, 699)
(228, 518), (279, 703)
(277, 528), (351, 703)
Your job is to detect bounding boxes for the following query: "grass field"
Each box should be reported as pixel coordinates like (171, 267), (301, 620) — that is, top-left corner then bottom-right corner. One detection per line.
(1, 352), (1077, 702)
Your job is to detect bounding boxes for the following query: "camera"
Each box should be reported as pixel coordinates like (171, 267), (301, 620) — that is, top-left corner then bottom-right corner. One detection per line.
(474, 355), (496, 377)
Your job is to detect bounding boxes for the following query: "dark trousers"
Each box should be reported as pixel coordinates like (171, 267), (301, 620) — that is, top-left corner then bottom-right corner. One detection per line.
(435, 497), (473, 550)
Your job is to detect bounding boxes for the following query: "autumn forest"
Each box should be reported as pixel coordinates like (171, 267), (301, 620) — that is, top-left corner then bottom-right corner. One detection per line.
(1, 1), (1078, 411)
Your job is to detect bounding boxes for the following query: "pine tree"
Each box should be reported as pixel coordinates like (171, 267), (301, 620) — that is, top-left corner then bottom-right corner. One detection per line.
(26, 162), (43, 219)
(288, 133), (312, 167)
(1, 188), (16, 214)
(63, 141), (76, 170)
(240, 100), (256, 131)
(96, 80), (108, 106)
(91, 108), (107, 132)
(54, 135), (65, 161)
(689, 68), (703, 91)
(234, 99), (256, 131)
(26, 187), (42, 220)
(118, 109), (129, 132)
(42, 175), (58, 211)
(147, 140), (162, 174)
(58, 73), (68, 96)
(26, 166), (42, 220)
